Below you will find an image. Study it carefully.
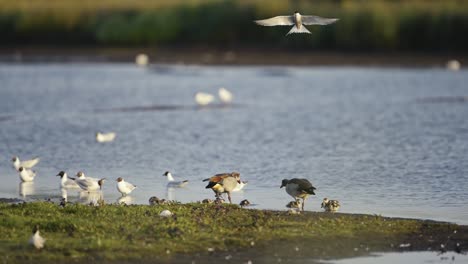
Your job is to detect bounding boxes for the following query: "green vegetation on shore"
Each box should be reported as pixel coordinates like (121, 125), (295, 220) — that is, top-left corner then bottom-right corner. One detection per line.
(0, 0), (468, 51)
(0, 202), (466, 262)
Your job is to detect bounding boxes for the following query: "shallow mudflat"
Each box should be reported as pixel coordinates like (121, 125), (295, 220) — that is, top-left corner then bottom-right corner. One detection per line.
(0, 202), (466, 263)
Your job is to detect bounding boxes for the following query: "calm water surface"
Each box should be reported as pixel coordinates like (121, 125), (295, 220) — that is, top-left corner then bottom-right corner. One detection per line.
(0, 63), (467, 224)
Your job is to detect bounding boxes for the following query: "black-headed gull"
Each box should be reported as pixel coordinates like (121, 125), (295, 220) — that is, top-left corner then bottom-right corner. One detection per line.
(12, 156), (40, 171)
(116, 177), (137, 196)
(18, 167), (36, 182)
(96, 132), (116, 143)
(56, 171), (80, 189)
(255, 11), (339, 35)
(70, 171), (105, 192)
(163, 171), (188, 188)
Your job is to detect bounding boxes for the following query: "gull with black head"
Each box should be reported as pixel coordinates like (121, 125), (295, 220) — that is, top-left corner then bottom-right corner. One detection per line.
(116, 177), (137, 196)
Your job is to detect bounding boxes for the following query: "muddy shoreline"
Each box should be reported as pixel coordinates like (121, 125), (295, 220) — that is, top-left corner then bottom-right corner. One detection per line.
(0, 201), (466, 263)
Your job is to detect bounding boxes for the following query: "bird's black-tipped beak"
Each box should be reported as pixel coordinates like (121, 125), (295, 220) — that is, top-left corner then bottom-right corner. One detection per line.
(280, 184), (285, 188)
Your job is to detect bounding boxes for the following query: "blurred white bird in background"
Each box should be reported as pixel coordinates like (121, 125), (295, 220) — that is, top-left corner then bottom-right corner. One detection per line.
(194, 92), (215, 106)
(96, 132), (116, 143)
(218, 87), (233, 104)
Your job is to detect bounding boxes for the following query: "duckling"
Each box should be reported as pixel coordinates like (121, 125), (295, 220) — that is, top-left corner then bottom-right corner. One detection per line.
(321, 198), (340, 212)
(286, 200), (301, 209)
(149, 196), (168, 205)
(202, 198), (214, 204)
(239, 199), (251, 207)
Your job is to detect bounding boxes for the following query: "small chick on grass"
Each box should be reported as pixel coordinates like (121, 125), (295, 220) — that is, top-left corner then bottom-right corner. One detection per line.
(321, 198), (340, 212)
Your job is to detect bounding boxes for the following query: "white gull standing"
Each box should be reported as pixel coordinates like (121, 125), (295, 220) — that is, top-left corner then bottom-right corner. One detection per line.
(56, 171), (80, 189)
(116, 177), (137, 196)
(163, 171), (189, 188)
(70, 171), (105, 192)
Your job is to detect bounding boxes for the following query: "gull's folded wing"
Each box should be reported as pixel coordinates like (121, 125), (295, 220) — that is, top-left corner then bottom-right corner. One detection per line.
(301, 16), (339, 25)
(255, 16), (294, 26)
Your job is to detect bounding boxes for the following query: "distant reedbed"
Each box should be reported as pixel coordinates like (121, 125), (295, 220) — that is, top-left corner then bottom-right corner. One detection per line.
(0, 0), (467, 51)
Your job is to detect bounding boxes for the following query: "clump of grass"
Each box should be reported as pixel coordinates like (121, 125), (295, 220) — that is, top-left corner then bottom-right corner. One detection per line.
(0, 202), (465, 262)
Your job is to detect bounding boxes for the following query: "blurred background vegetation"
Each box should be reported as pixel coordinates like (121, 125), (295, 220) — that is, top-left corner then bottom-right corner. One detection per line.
(0, 0), (467, 52)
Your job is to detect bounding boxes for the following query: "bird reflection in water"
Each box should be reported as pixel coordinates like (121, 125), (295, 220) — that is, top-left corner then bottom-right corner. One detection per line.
(117, 196), (133, 205)
(166, 187), (175, 201)
(79, 191), (104, 205)
(19, 182), (35, 198)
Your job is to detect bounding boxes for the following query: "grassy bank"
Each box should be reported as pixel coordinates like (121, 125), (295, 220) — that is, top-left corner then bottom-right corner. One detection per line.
(0, 202), (466, 263)
(1, 0), (468, 51)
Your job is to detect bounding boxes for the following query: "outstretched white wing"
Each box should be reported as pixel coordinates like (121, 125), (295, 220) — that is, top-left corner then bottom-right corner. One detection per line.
(301, 16), (339, 25)
(21, 157), (40, 169)
(255, 16), (294, 26)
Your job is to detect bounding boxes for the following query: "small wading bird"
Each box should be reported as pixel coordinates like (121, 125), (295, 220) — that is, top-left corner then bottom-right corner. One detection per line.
(70, 171), (105, 192)
(18, 167), (36, 182)
(280, 178), (316, 211)
(12, 156), (40, 171)
(203, 172), (241, 204)
(255, 11), (339, 35)
(56, 171), (80, 189)
(29, 225), (45, 250)
(116, 177), (137, 196)
(321, 198), (340, 212)
(163, 171), (189, 188)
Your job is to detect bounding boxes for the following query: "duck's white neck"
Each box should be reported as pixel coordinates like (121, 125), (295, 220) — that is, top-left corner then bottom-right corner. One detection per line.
(167, 173), (175, 182)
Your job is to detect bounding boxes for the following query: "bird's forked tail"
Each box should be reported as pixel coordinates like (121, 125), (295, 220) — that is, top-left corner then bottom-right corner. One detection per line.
(287, 25), (311, 35)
